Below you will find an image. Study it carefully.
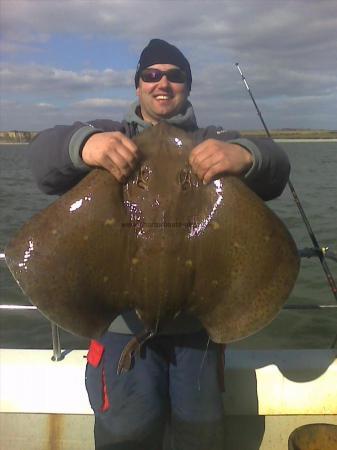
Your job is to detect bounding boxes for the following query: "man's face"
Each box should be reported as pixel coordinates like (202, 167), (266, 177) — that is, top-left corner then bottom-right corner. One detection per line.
(136, 64), (189, 124)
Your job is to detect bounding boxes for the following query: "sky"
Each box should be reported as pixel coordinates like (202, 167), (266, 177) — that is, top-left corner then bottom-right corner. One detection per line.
(1, 0), (336, 131)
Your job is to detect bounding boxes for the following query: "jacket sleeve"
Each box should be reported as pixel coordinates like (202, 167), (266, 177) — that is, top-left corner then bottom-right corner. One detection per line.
(201, 127), (290, 201)
(28, 119), (124, 195)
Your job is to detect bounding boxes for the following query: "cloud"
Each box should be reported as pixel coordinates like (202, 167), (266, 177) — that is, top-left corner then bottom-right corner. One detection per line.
(0, 96), (132, 131)
(1, 63), (133, 95)
(73, 98), (130, 109)
(1, 0), (337, 130)
(3, 1), (336, 58)
(71, 97), (131, 118)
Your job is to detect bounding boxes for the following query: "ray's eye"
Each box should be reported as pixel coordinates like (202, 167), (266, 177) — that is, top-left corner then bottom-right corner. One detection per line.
(179, 168), (200, 190)
(136, 165), (151, 190)
(179, 168), (192, 191)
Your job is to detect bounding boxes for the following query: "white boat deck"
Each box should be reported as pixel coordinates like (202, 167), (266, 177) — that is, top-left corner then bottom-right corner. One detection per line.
(1, 348), (336, 449)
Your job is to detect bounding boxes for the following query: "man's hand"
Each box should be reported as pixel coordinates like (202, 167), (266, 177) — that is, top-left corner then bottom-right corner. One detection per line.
(189, 139), (253, 185)
(81, 132), (139, 182)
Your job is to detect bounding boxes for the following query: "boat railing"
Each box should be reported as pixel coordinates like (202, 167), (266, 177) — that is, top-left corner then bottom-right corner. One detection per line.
(0, 251), (62, 361)
(1, 248), (337, 361)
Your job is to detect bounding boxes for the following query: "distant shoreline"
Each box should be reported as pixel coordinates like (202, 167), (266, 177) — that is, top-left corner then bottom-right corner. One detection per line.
(240, 131), (337, 140)
(0, 141), (31, 145)
(1, 140), (337, 145)
(275, 138), (337, 143)
(1, 129), (337, 144)
(1, 139), (336, 147)
(0, 131), (37, 144)
(0, 142), (29, 145)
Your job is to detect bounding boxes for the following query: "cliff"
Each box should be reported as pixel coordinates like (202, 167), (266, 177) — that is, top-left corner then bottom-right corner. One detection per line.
(0, 131), (37, 143)
(241, 129), (337, 139)
(1, 129), (336, 144)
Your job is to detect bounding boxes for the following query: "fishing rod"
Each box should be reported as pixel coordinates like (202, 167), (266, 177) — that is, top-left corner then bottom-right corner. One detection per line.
(235, 63), (337, 347)
(299, 247), (337, 264)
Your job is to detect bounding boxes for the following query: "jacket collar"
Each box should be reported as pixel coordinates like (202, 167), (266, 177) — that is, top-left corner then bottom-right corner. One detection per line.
(124, 100), (198, 134)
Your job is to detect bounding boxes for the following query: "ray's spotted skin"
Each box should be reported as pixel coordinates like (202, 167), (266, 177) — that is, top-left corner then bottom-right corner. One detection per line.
(5, 123), (300, 342)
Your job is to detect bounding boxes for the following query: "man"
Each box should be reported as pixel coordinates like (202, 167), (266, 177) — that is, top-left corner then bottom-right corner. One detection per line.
(29, 39), (290, 450)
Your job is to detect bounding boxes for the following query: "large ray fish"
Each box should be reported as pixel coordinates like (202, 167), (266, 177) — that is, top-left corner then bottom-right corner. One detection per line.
(5, 123), (300, 342)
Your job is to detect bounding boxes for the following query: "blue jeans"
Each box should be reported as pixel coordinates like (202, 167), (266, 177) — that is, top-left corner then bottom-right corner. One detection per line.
(85, 330), (225, 450)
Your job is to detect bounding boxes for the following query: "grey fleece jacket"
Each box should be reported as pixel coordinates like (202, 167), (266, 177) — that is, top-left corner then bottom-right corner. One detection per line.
(29, 100), (290, 335)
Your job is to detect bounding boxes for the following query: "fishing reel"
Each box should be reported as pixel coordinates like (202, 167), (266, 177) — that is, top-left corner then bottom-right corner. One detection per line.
(299, 246), (337, 263)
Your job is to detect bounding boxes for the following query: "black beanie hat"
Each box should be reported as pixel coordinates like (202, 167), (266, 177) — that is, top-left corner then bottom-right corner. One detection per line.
(135, 39), (192, 91)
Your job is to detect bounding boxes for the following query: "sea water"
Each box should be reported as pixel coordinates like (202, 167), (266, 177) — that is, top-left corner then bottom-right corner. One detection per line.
(0, 142), (336, 349)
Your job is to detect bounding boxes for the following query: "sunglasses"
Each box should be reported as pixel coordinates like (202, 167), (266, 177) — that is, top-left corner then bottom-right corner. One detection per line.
(140, 68), (187, 84)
